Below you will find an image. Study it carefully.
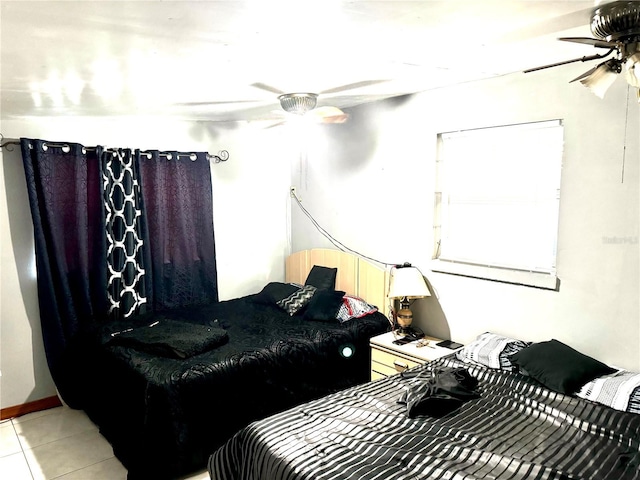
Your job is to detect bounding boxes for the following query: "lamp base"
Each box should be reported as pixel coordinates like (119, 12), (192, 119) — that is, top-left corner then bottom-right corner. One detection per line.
(395, 325), (424, 339)
(396, 307), (413, 329)
(395, 307), (424, 339)
(394, 298), (425, 339)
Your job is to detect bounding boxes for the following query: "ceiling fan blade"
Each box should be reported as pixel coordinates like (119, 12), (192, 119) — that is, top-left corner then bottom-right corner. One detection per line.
(308, 106), (349, 124)
(250, 82), (285, 95)
(320, 80), (388, 94)
(569, 65), (600, 83)
(177, 100), (259, 107)
(497, 7), (593, 43)
(263, 121), (286, 129)
(559, 37), (618, 49)
(568, 57), (621, 83)
(523, 50), (615, 74)
(319, 115), (349, 124)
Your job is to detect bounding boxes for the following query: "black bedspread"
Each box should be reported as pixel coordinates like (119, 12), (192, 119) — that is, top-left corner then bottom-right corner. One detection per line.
(66, 294), (389, 479)
(209, 355), (640, 480)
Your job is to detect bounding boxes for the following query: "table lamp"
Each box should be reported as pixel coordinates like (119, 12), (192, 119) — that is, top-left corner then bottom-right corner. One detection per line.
(388, 263), (430, 335)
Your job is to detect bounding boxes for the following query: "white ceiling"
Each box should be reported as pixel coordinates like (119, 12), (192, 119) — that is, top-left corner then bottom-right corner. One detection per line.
(1, 0), (606, 124)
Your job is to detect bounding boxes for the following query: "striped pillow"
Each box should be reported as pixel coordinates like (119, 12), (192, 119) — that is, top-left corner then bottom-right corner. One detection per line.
(276, 285), (317, 316)
(455, 332), (531, 371)
(577, 369), (640, 413)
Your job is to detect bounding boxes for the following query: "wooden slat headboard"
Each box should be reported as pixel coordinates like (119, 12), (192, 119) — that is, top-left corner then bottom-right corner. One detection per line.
(285, 249), (390, 317)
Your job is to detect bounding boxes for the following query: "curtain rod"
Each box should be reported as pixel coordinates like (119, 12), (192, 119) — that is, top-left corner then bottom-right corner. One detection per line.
(0, 135), (229, 163)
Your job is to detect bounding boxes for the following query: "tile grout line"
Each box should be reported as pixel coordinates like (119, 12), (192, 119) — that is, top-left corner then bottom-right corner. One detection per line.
(11, 418), (35, 480)
(49, 457), (118, 480)
(11, 415), (117, 480)
(14, 428), (100, 453)
(11, 408), (99, 452)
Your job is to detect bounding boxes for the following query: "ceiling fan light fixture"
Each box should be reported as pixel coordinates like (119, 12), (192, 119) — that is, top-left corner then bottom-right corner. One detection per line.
(580, 59), (621, 98)
(624, 51), (640, 87)
(527, 2), (640, 98)
(278, 93), (318, 115)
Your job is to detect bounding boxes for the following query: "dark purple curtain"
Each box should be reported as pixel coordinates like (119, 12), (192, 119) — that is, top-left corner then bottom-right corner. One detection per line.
(20, 139), (109, 400)
(21, 139), (218, 405)
(137, 150), (218, 310)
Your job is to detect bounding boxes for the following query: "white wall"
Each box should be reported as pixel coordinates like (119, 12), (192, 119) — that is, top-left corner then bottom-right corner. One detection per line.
(0, 116), (290, 409)
(290, 65), (640, 371)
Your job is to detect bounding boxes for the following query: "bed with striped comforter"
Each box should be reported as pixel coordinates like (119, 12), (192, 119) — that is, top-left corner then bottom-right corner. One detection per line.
(208, 355), (640, 480)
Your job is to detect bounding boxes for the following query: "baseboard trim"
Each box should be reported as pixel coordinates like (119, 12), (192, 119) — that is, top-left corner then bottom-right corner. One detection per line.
(1, 395), (63, 420)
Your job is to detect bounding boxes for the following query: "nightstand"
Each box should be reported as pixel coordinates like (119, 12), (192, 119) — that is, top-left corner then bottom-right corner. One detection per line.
(369, 331), (458, 381)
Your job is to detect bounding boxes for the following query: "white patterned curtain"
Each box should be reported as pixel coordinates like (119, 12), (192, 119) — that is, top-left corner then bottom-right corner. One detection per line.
(101, 148), (148, 318)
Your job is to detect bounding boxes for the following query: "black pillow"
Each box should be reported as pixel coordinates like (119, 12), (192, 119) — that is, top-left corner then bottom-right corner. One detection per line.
(305, 265), (337, 290)
(253, 282), (301, 305)
(302, 289), (346, 322)
(510, 339), (616, 394)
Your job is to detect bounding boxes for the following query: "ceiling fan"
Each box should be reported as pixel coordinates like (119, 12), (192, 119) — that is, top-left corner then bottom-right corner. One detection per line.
(251, 80), (388, 126)
(524, 1), (640, 99)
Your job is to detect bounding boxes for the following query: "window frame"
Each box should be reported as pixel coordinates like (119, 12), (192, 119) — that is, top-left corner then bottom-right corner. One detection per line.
(432, 120), (563, 290)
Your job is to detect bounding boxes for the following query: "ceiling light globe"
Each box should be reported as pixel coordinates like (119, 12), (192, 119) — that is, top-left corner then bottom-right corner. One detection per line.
(580, 61), (620, 98)
(625, 53), (640, 87)
(278, 93), (318, 115)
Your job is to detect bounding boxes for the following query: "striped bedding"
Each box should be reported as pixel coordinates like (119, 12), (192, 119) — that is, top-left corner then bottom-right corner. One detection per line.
(208, 356), (640, 480)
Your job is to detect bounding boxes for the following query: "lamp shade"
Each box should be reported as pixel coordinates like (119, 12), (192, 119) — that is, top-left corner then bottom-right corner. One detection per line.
(625, 52), (640, 88)
(388, 264), (430, 299)
(580, 60), (620, 98)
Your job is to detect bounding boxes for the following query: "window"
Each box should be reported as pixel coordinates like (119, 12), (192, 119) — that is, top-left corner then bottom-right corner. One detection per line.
(433, 120), (563, 290)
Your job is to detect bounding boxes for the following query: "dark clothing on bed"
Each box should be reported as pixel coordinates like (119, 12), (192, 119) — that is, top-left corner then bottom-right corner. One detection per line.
(107, 319), (228, 359)
(398, 366), (480, 418)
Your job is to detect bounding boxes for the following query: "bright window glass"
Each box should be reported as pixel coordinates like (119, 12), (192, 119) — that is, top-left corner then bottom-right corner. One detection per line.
(434, 120), (563, 288)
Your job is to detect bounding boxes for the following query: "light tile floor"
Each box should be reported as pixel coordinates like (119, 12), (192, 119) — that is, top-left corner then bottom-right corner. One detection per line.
(0, 406), (209, 479)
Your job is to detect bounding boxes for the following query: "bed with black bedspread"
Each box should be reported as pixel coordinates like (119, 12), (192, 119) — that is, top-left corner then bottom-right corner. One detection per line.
(67, 288), (389, 479)
(209, 333), (640, 480)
